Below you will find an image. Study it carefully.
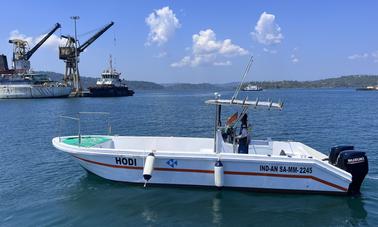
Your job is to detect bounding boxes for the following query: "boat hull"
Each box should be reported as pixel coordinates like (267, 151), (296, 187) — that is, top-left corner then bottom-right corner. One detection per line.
(88, 86), (134, 97)
(242, 88), (263, 91)
(356, 88), (378, 91)
(52, 137), (352, 195)
(0, 84), (72, 98)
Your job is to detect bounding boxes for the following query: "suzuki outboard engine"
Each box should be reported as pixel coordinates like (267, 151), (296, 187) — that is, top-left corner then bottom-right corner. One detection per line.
(329, 145), (354, 164)
(335, 150), (368, 195)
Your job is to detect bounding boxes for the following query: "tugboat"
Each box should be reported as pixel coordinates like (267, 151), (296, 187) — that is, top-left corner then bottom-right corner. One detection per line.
(88, 56), (134, 97)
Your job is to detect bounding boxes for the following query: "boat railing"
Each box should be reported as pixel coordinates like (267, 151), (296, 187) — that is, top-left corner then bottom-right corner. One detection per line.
(58, 112), (111, 146)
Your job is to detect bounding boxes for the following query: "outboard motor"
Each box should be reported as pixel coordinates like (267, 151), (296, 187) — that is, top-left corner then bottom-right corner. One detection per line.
(329, 145), (354, 164)
(335, 150), (368, 195)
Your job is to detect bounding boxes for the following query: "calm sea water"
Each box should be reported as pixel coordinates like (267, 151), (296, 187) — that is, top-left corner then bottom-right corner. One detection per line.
(1, 89), (378, 226)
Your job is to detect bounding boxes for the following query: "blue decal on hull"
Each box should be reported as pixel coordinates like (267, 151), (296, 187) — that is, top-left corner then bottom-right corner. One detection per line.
(166, 159), (178, 168)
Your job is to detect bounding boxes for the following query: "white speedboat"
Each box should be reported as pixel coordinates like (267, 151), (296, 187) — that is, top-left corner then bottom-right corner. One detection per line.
(52, 96), (368, 195)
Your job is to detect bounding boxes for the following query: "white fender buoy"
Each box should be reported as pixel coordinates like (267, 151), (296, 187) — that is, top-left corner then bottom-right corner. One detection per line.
(214, 160), (224, 188)
(143, 153), (155, 183)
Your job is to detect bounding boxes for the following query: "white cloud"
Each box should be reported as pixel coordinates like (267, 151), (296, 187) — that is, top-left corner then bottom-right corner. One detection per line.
(145, 6), (181, 46)
(171, 29), (248, 67)
(9, 30), (63, 50)
(35, 34), (65, 48)
(348, 53), (369, 60)
(291, 57), (299, 64)
(213, 60), (231, 66)
(347, 51), (378, 62)
(155, 51), (167, 58)
(251, 12), (283, 45)
(290, 48), (299, 64)
(370, 51), (378, 63)
(263, 47), (277, 54)
(171, 56), (191, 67)
(9, 30), (33, 45)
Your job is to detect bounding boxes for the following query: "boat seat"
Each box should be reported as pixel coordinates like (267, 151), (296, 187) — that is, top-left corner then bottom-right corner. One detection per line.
(272, 141), (301, 157)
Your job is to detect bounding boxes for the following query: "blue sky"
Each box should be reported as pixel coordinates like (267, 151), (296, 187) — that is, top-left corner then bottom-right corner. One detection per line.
(1, 0), (377, 83)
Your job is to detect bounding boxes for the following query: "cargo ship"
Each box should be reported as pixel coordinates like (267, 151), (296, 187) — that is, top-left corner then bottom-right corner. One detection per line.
(88, 56), (134, 97)
(0, 23), (72, 99)
(0, 72), (71, 99)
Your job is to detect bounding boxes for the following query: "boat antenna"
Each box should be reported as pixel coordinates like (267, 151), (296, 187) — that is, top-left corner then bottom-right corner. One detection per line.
(109, 54), (113, 72)
(112, 29), (117, 70)
(231, 56), (253, 101)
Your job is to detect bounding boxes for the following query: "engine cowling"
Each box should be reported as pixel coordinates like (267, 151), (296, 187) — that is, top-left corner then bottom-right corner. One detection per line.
(335, 150), (368, 195)
(329, 145), (354, 165)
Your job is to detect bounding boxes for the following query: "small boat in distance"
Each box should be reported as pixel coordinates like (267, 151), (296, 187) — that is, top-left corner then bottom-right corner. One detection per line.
(242, 84), (263, 91)
(88, 56), (134, 97)
(356, 85), (378, 91)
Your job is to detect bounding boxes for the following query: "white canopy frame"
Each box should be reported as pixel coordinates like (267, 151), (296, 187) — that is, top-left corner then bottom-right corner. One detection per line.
(206, 95), (284, 153)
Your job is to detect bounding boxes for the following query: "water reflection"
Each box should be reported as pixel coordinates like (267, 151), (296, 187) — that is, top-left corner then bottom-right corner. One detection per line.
(3, 89), (376, 225)
(212, 192), (223, 225)
(60, 172), (368, 226)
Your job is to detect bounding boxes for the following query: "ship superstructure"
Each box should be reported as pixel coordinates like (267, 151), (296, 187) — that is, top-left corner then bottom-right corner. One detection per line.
(88, 56), (134, 97)
(0, 23), (72, 99)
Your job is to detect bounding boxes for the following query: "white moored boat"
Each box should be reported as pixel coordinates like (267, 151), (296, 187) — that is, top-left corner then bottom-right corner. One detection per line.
(242, 84), (263, 91)
(52, 95), (368, 195)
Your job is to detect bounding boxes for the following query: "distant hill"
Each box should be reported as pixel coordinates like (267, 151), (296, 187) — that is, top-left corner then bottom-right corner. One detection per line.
(243, 75), (378, 89)
(162, 75), (378, 90)
(39, 71), (378, 90)
(163, 83), (224, 91)
(127, 80), (164, 90)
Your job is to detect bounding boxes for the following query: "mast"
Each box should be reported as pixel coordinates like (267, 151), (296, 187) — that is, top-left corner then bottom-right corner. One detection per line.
(71, 16), (80, 93)
(109, 54), (113, 73)
(231, 56), (253, 101)
(213, 93), (221, 153)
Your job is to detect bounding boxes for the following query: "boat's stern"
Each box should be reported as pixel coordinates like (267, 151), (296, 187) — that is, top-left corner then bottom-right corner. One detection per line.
(327, 146), (369, 195)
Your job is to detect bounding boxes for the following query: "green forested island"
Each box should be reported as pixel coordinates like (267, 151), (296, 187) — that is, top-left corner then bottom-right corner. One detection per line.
(42, 71), (378, 90)
(248, 75), (378, 89)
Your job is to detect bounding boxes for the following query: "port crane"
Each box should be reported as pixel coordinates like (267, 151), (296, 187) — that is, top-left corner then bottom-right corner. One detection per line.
(59, 21), (114, 95)
(9, 23), (61, 73)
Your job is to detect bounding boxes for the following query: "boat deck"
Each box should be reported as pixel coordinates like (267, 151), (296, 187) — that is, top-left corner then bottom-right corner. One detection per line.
(62, 136), (111, 147)
(59, 135), (327, 160)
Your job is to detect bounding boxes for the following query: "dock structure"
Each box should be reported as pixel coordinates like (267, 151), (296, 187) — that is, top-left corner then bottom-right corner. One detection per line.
(59, 19), (114, 97)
